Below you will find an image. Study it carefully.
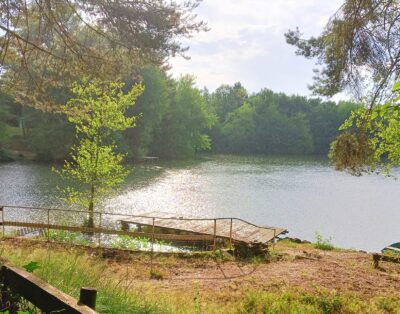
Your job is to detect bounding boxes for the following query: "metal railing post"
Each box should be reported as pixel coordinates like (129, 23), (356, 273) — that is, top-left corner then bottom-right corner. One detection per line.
(47, 208), (50, 242)
(1, 206), (4, 236)
(213, 219), (217, 251)
(98, 213), (102, 247)
(229, 218), (233, 250)
(151, 217), (155, 272)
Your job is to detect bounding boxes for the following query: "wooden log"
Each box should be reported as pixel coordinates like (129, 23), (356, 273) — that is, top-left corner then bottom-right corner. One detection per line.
(78, 287), (97, 310)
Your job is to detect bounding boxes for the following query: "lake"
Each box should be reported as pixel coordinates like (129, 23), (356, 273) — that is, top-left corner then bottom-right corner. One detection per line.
(1, 155), (399, 252)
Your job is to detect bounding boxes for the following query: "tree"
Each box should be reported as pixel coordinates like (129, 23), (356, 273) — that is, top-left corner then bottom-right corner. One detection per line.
(55, 78), (143, 227)
(0, 92), (15, 160)
(285, 0), (400, 106)
(221, 103), (256, 153)
(308, 100), (359, 154)
(0, 98), (9, 159)
(0, 0), (207, 110)
(152, 76), (216, 158)
(330, 80), (400, 175)
(123, 65), (170, 159)
(27, 110), (74, 161)
(208, 83), (248, 123)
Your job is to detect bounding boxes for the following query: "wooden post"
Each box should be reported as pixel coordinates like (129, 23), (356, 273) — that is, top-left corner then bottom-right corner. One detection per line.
(272, 228), (276, 250)
(78, 287), (97, 310)
(1, 264), (97, 313)
(151, 217), (155, 271)
(121, 221), (130, 231)
(1, 206), (4, 236)
(98, 213), (102, 247)
(372, 253), (381, 269)
(213, 219), (217, 251)
(47, 208), (50, 242)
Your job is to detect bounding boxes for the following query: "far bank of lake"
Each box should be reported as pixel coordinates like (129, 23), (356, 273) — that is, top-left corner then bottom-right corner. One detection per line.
(0, 155), (399, 252)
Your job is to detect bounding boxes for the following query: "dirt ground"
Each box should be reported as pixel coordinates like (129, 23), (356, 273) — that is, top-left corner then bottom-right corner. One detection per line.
(117, 242), (400, 298)
(3, 237), (399, 300)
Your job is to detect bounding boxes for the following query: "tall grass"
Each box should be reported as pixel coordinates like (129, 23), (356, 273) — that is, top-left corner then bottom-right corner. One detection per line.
(1, 244), (400, 314)
(1, 247), (167, 314)
(238, 290), (400, 314)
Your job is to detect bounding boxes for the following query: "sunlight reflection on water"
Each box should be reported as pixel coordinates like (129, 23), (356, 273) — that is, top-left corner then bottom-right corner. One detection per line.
(1, 156), (400, 252)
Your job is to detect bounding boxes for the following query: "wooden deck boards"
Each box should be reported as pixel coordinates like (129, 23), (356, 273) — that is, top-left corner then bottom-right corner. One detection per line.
(120, 212), (286, 244)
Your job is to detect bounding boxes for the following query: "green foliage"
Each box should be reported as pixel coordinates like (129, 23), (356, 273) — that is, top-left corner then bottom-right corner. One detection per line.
(239, 290), (344, 314)
(22, 261), (40, 273)
(330, 80), (400, 175)
(152, 75), (216, 158)
(314, 232), (334, 251)
(0, 1), (207, 111)
(110, 235), (172, 251)
(0, 94), (12, 159)
(1, 70), (360, 161)
(285, 1), (400, 102)
(123, 65), (170, 159)
(26, 111), (74, 162)
(63, 78), (143, 136)
(3, 247), (166, 313)
(47, 230), (90, 246)
(55, 79), (143, 217)
(0, 311), (32, 314)
(3, 244), (400, 314)
(57, 140), (129, 208)
(111, 235), (150, 250)
(329, 132), (375, 176)
(208, 85), (358, 155)
(208, 82), (248, 123)
(222, 103), (256, 153)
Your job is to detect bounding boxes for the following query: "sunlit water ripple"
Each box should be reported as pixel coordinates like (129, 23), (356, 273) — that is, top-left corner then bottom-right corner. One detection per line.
(1, 156), (400, 252)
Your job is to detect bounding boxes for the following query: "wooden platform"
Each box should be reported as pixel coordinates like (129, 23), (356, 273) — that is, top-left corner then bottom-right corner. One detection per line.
(119, 212), (286, 244)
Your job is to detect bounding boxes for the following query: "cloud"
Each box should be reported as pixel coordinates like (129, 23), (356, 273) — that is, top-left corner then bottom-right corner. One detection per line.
(169, 0), (344, 98)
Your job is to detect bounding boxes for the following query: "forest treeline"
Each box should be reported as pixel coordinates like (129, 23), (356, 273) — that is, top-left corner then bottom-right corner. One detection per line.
(0, 65), (358, 162)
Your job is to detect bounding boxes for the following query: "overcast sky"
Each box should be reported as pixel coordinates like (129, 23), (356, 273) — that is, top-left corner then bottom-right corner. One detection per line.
(169, 0), (344, 98)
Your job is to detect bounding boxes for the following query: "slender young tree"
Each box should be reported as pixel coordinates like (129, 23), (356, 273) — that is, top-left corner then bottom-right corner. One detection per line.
(55, 78), (143, 227)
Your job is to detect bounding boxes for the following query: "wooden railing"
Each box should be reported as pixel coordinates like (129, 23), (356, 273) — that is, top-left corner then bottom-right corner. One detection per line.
(0, 264), (97, 313)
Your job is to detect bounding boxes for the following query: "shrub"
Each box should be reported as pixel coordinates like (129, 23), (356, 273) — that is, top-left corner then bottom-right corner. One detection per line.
(314, 232), (334, 251)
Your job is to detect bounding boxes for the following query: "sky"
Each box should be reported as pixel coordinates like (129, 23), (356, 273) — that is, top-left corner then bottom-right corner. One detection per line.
(169, 0), (344, 98)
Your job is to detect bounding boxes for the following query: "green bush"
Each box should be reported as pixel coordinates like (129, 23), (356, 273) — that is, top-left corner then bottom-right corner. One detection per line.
(314, 232), (335, 251)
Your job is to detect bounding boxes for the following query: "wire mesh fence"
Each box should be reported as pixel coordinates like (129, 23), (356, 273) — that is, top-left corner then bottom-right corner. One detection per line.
(0, 205), (283, 255)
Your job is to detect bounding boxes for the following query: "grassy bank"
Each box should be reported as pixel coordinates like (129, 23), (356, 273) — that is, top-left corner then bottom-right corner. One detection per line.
(1, 239), (400, 313)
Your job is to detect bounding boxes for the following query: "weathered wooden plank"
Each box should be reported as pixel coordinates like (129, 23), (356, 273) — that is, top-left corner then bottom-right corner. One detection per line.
(0, 264), (97, 314)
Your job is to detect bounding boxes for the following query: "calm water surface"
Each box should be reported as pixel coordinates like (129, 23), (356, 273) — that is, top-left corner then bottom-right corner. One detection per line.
(1, 155), (399, 252)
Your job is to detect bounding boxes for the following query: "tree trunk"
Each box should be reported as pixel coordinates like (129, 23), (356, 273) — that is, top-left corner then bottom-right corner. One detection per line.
(87, 185), (95, 229)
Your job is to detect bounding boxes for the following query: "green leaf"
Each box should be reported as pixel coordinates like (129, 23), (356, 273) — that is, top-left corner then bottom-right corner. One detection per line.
(392, 80), (400, 92)
(23, 261), (40, 273)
